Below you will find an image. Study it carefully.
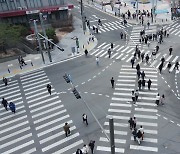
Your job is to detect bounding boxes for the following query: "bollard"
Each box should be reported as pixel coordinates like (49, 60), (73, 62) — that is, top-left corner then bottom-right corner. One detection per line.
(20, 65), (22, 69)
(31, 62), (33, 66)
(8, 68), (10, 73)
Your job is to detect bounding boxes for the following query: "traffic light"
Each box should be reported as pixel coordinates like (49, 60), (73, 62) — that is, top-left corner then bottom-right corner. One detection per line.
(63, 74), (70, 83)
(72, 88), (81, 99)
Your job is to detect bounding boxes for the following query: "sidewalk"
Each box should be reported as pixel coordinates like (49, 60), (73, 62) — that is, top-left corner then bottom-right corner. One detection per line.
(0, 17), (98, 79)
(88, 0), (173, 26)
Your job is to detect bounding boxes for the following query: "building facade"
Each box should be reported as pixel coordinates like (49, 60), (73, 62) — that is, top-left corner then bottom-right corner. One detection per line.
(0, 0), (73, 24)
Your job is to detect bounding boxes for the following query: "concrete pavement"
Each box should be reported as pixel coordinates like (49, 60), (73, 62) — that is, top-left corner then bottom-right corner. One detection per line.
(0, 16), (98, 79)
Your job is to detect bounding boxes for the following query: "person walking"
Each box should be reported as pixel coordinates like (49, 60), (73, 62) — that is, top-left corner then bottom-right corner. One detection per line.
(132, 128), (137, 141)
(89, 140), (95, 154)
(111, 43), (113, 49)
(142, 79), (146, 89)
(84, 49), (88, 56)
(96, 57), (99, 65)
(169, 46), (173, 55)
(147, 79), (152, 90)
(147, 21), (150, 29)
(108, 48), (111, 58)
(141, 71), (145, 80)
(82, 144), (89, 154)
(145, 54), (149, 63)
(133, 117), (137, 128)
(152, 49), (156, 60)
(156, 93), (160, 106)
(136, 64), (140, 71)
(159, 63), (163, 74)
(1, 98), (8, 111)
(161, 57), (165, 66)
(138, 125), (144, 140)
(131, 57), (135, 68)
(82, 114), (88, 125)
(141, 52), (145, 62)
(47, 84), (52, 95)
(9, 102), (16, 113)
(76, 149), (83, 154)
(128, 117), (134, 130)
(175, 61), (179, 70)
(3, 77), (8, 86)
(137, 70), (141, 79)
(132, 91), (136, 103)
(21, 57), (27, 66)
(160, 94), (165, 105)
(138, 79), (142, 90)
(110, 77), (115, 88)
(135, 90), (139, 102)
(167, 62), (172, 73)
(63, 122), (71, 137)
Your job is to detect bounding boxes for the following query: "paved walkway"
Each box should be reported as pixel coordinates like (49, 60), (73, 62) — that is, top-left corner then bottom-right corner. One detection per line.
(0, 17), (98, 79)
(88, 0), (173, 25)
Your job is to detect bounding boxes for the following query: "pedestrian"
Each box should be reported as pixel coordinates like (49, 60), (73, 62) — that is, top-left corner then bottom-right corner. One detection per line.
(147, 79), (152, 90)
(141, 71), (145, 80)
(159, 63), (163, 74)
(3, 77), (8, 86)
(135, 90), (139, 101)
(138, 125), (144, 140)
(9, 102), (16, 113)
(145, 54), (149, 63)
(96, 28), (98, 33)
(47, 84), (52, 95)
(131, 91), (136, 103)
(138, 79), (142, 90)
(111, 43), (113, 49)
(120, 32), (123, 39)
(63, 122), (71, 137)
(89, 140), (95, 154)
(84, 49), (88, 56)
(169, 46), (173, 55)
(137, 70), (141, 79)
(82, 113), (88, 125)
(156, 45), (159, 53)
(110, 77), (115, 88)
(76, 149), (83, 154)
(132, 128), (137, 141)
(136, 64), (140, 71)
(21, 57), (27, 66)
(108, 48), (111, 58)
(167, 30), (169, 37)
(1, 98), (8, 111)
(82, 144), (89, 154)
(141, 52), (145, 62)
(137, 49), (141, 59)
(167, 62), (172, 73)
(161, 57), (165, 65)
(156, 93), (160, 106)
(160, 94), (165, 105)
(175, 61), (179, 70)
(131, 57), (135, 68)
(96, 57), (99, 65)
(147, 21), (150, 29)
(18, 55), (22, 64)
(152, 49), (156, 60)
(128, 117), (134, 129)
(133, 117), (137, 128)
(142, 79), (146, 89)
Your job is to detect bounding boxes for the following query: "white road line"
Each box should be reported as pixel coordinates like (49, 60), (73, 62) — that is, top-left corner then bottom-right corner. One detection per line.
(22, 76), (47, 85)
(135, 102), (156, 106)
(135, 108), (157, 112)
(55, 140), (84, 154)
(130, 145), (158, 152)
(108, 108), (131, 113)
(97, 146), (125, 153)
(115, 88), (134, 91)
(100, 137), (126, 144)
(95, 50), (105, 57)
(23, 79), (49, 88)
(107, 115), (130, 120)
(91, 49), (99, 55)
(131, 136), (157, 143)
(21, 73), (46, 82)
(21, 148), (37, 154)
(35, 115), (69, 130)
(20, 70), (44, 79)
(134, 114), (157, 119)
(27, 93), (56, 103)
(42, 133), (80, 152)
(137, 121), (157, 127)
(104, 122), (128, 127)
(105, 129), (127, 135)
(24, 82), (50, 92)
(172, 56), (179, 63)
(117, 46), (125, 51)
(112, 97), (131, 101)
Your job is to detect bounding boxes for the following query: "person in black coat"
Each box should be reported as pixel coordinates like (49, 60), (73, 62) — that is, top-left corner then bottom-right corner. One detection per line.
(89, 140), (95, 154)
(47, 84), (52, 95)
(76, 149), (83, 154)
(1, 98), (8, 111)
(147, 79), (152, 90)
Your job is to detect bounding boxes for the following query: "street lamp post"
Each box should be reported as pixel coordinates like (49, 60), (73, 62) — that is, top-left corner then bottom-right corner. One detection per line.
(33, 20), (45, 64)
(39, 13), (52, 63)
(136, 0), (139, 22)
(118, 0), (121, 16)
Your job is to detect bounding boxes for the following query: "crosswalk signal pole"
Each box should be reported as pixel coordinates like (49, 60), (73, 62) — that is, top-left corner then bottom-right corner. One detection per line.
(39, 13), (52, 63)
(136, 0), (138, 22)
(109, 116), (115, 154)
(80, 0), (86, 32)
(33, 20), (45, 64)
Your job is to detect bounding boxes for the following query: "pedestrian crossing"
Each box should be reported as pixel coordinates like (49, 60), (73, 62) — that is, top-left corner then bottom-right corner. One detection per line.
(20, 69), (83, 154)
(91, 42), (179, 71)
(128, 25), (157, 48)
(96, 65), (158, 153)
(0, 70), (83, 154)
(0, 79), (36, 154)
(163, 21), (180, 37)
(90, 20), (131, 34)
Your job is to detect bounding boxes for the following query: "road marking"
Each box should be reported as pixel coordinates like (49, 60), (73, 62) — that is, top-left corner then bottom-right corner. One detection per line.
(130, 145), (158, 152)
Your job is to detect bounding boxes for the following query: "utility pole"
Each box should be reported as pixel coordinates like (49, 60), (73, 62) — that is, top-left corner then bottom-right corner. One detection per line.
(33, 20), (45, 64)
(39, 13), (52, 62)
(136, 0), (139, 22)
(80, 0), (86, 32)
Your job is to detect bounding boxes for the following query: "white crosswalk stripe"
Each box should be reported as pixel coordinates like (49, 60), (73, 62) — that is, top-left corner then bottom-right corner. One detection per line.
(163, 21), (180, 37)
(97, 65), (158, 153)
